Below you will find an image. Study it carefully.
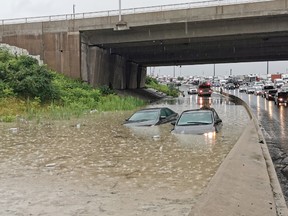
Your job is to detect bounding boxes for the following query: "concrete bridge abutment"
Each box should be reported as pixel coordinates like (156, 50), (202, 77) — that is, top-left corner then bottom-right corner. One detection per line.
(81, 45), (146, 89)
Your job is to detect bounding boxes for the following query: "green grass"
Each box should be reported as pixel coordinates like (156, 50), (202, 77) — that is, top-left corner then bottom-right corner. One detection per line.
(0, 95), (146, 123)
(146, 82), (179, 97)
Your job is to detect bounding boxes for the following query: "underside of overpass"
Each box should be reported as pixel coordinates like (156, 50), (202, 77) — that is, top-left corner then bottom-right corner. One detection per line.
(82, 15), (288, 67)
(81, 14), (288, 89)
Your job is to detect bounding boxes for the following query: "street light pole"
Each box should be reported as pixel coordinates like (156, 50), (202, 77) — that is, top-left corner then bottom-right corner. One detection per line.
(73, 4), (76, 19)
(119, 0), (122, 21)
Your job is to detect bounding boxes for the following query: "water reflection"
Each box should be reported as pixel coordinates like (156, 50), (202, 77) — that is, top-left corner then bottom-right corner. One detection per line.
(197, 96), (212, 108)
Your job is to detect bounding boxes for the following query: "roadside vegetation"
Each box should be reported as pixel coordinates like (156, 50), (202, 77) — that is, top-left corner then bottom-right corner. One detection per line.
(145, 76), (179, 97)
(0, 49), (145, 122)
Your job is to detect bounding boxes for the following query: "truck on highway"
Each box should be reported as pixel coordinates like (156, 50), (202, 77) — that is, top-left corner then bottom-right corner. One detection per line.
(270, 74), (282, 82)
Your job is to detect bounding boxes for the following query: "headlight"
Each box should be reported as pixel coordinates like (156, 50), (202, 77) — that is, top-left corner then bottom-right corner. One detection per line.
(279, 98), (283, 101)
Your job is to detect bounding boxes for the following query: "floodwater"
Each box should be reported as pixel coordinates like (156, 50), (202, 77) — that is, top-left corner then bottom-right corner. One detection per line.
(0, 91), (250, 216)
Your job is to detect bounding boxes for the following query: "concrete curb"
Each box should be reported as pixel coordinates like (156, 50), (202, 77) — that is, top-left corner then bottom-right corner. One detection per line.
(227, 93), (288, 216)
(189, 92), (288, 216)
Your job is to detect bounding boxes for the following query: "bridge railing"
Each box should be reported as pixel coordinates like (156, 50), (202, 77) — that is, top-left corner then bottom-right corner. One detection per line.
(0, 0), (270, 25)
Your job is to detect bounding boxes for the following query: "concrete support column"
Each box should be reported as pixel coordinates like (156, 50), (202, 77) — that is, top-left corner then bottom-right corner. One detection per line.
(83, 45), (146, 90)
(137, 66), (147, 88)
(126, 62), (138, 89)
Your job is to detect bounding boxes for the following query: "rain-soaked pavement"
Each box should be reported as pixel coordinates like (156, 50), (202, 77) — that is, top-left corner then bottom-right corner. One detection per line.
(0, 88), (250, 216)
(231, 89), (288, 204)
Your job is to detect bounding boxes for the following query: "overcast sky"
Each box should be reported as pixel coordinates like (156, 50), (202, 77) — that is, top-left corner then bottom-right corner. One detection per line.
(1, 0), (288, 77)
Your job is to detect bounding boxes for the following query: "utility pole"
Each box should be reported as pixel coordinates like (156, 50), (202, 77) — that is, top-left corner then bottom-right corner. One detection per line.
(173, 66), (175, 78)
(119, 0), (122, 21)
(73, 4), (76, 18)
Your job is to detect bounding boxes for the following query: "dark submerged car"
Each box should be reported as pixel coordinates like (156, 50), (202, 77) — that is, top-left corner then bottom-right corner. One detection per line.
(171, 108), (222, 135)
(124, 107), (178, 126)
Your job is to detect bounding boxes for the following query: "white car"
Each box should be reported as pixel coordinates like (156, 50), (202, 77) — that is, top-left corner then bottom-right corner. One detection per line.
(187, 87), (198, 94)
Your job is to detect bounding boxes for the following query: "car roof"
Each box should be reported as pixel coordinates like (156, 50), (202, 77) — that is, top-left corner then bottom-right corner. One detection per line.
(181, 108), (215, 114)
(278, 91), (288, 94)
(136, 108), (163, 111)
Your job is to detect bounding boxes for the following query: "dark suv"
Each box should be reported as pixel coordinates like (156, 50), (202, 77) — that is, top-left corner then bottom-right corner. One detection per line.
(265, 89), (278, 100)
(274, 91), (288, 106)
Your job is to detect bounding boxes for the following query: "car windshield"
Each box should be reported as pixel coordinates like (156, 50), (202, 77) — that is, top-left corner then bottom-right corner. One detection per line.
(269, 90), (278, 93)
(177, 111), (213, 126)
(199, 85), (211, 89)
(129, 110), (159, 122)
(264, 86), (274, 90)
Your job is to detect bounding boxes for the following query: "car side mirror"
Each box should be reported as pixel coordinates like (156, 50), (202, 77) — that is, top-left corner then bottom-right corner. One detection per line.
(160, 116), (166, 120)
(215, 119), (222, 124)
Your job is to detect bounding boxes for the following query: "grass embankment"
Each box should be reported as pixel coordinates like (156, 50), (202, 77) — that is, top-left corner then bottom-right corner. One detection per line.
(145, 76), (179, 97)
(0, 49), (145, 122)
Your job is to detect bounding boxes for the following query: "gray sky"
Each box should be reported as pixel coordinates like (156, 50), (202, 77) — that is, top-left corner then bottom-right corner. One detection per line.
(0, 0), (196, 19)
(1, 0), (288, 77)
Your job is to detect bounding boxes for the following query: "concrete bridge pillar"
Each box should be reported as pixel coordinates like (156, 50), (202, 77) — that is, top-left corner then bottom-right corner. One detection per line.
(82, 45), (146, 90)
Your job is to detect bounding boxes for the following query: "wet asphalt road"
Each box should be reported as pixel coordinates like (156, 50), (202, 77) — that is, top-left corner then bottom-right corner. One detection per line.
(228, 89), (288, 203)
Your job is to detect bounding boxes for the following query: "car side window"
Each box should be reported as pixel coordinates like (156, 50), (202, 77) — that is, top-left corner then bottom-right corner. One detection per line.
(164, 108), (173, 116)
(160, 109), (168, 117)
(213, 110), (220, 121)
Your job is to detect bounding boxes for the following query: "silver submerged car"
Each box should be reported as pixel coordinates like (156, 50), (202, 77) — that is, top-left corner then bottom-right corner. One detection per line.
(171, 108), (223, 135)
(124, 107), (178, 127)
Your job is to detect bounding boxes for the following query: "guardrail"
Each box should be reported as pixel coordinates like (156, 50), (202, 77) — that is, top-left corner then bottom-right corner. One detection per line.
(0, 0), (270, 25)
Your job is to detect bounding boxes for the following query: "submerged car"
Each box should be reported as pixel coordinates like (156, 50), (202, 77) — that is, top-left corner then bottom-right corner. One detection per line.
(171, 108), (222, 135)
(124, 107), (178, 127)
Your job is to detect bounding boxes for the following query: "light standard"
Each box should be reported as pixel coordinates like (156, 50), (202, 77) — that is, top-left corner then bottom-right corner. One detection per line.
(119, 0), (122, 21)
(73, 4), (76, 19)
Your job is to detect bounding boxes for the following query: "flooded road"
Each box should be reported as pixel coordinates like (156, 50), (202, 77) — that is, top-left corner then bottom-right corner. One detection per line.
(0, 89), (250, 216)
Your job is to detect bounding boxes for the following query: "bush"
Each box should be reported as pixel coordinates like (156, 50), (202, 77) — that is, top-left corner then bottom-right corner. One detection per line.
(0, 51), (58, 102)
(0, 48), (146, 121)
(146, 77), (179, 97)
(145, 76), (158, 85)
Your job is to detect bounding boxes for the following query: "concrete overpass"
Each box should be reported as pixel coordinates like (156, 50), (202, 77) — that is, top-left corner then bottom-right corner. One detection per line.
(1, 0), (288, 89)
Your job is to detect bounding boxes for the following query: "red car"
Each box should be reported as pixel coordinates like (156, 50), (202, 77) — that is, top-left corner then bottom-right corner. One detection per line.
(198, 82), (213, 97)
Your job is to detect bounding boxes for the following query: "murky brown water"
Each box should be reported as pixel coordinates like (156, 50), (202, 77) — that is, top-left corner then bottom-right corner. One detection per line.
(0, 93), (249, 216)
